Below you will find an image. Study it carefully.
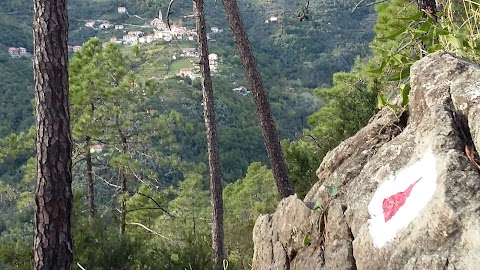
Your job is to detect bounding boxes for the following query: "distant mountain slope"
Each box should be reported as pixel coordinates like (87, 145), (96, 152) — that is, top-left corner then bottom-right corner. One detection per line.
(0, 0), (376, 182)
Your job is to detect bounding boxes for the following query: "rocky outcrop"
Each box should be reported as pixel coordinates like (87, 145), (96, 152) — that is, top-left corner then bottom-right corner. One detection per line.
(252, 51), (480, 270)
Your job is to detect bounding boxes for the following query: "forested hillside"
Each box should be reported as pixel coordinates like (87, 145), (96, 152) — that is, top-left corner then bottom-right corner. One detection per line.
(0, 0), (415, 268)
(0, 0), (376, 181)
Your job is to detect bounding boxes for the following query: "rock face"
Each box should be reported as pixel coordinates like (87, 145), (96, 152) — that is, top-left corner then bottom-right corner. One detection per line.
(252, 52), (480, 270)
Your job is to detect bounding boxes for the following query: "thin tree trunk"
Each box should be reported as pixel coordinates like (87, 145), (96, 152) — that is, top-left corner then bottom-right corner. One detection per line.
(194, 0), (225, 266)
(33, 0), (73, 268)
(119, 168), (126, 235)
(222, 0), (294, 198)
(85, 136), (95, 220)
(119, 136), (128, 236)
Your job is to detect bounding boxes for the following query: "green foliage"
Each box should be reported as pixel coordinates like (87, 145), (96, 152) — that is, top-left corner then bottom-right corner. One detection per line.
(124, 173), (214, 270)
(0, 238), (31, 270)
(440, 0), (480, 62)
(0, 127), (34, 163)
(303, 233), (311, 246)
(372, 0), (480, 108)
(285, 68), (378, 198)
(73, 219), (143, 270)
(282, 139), (319, 198)
(325, 184), (339, 196)
(70, 37), (126, 140)
(0, 55), (34, 139)
(223, 162), (278, 269)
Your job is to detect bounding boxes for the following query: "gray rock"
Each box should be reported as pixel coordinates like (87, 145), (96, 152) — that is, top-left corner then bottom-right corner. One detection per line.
(252, 52), (480, 270)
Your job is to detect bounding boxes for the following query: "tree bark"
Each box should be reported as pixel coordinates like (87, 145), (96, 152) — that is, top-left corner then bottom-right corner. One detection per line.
(194, 0), (225, 266)
(222, 0), (294, 198)
(33, 0), (73, 269)
(85, 136), (95, 220)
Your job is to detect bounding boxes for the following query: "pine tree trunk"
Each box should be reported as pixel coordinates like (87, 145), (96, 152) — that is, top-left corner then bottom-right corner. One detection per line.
(33, 0), (73, 269)
(194, 0), (225, 266)
(85, 136), (95, 220)
(119, 136), (128, 236)
(119, 168), (126, 235)
(222, 0), (294, 198)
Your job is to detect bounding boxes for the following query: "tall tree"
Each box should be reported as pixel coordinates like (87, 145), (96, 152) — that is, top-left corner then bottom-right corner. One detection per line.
(97, 72), (178, 235)
(32, 0), (73, 268)
(222, 0), (294, 198)
(194, 0), (225, 266)
(70, 38), (127, 220)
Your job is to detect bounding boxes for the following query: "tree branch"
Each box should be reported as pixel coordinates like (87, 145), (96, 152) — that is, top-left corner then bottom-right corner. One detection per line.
(166, 0), (175, 30)
(352, 0), (388, 12)
(366, 0), (388, 6)
(136, 192), (175, 218)
(72, 157), (86, 169)
(126, 206), (174, 215)
(97, 174), (122, 189)
(352, 0), (366, 12)
(126, 222), (173, 241)
(297, 0), (310, 21)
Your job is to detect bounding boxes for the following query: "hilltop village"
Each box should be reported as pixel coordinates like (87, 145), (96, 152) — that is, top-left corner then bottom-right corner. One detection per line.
(85, 8), (200, 45)
(5, 5), (282, 93)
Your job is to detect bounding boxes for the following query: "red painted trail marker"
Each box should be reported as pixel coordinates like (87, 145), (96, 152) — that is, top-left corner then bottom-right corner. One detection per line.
(382, 178), (422, 222)
(368, 148), (437, 248)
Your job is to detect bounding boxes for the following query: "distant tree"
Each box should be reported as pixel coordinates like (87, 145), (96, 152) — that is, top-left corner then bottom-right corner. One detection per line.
(194, 0), (225, 266)
(223, 162), (278, 268)
(69, 38), (126, 220)
(32, 0), (73, 268)
(222, 0), (294, 199)
(284, 68), (377, 198)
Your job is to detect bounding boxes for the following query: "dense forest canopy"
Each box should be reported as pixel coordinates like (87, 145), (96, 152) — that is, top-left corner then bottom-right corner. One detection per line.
(0, 0), (376, 182)
(1, 0), (478, 268)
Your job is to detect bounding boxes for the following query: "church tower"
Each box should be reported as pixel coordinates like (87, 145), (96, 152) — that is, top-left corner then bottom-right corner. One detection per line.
(158, 10), (163, 23)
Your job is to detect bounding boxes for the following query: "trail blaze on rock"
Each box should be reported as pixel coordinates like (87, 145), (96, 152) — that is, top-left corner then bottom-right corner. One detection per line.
(382, 178), (422, 222)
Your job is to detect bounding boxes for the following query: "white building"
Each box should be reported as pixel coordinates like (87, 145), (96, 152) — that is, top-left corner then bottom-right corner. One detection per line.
(178, 68), (196, 80)
(122, 34), (139, 44)
(99, 22), (111, 29)
(151, 18), (165, 29)
(208, 53), (219, 72)
(128, 31), (144, 37)
(145, 34), (155, 43)
(118, 6), (127, 13)
(8, 47), (30, 58)
(154, 30), (165, 39)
